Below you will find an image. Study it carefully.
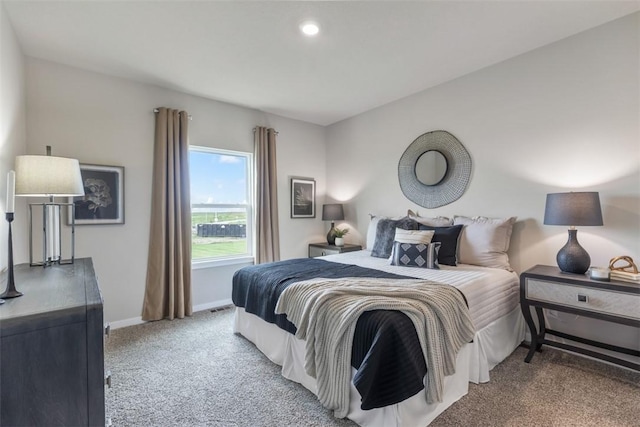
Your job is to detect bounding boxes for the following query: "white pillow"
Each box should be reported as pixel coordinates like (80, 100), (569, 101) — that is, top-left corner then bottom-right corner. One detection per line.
(394, 228), (435, 244)
(453, 215), (517, 271)
(407, 209), (453, 227)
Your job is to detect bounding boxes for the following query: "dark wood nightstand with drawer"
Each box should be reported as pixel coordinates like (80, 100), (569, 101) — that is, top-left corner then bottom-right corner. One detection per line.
(308, 242), (362, 258)
(520, 264), (640, 371)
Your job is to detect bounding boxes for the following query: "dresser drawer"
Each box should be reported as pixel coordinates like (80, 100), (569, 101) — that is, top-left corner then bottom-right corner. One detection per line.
(525, 278), (640, 321)
(309, 246), (340, 257)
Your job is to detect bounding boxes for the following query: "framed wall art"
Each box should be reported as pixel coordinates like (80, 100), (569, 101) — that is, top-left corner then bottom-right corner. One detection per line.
(68, 164), (124, 225)
(290, 177), (315, 218)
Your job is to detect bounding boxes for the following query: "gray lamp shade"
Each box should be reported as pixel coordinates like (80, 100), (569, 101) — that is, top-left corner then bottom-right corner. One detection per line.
(322, 204), (344, 221)
(543, 192), (603, 227)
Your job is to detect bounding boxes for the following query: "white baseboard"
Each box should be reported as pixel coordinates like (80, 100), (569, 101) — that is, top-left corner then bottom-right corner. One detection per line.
(193, 298), (233, 313)
(109, 298), (234, 330)
(109, 316), (145, 330)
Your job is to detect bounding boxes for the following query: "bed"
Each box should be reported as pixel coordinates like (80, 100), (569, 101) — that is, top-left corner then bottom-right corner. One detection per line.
(232, 215), (525, 427)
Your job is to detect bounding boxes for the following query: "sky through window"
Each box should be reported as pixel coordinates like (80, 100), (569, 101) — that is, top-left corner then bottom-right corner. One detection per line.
(190, 151), (247, 204)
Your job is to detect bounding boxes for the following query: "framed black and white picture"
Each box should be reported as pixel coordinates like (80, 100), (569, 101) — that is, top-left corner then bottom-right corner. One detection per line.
(290, 177), (315, 218)
(68, 164), (124, 225)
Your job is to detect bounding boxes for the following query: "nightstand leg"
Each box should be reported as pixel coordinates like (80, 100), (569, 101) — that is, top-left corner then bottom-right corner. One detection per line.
(521, 302), (539, 363)
(534, 306), (546, 351)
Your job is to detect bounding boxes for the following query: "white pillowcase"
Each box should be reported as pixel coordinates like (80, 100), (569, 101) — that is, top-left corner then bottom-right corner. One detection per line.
(453, 215), (516, 271)
(394, 228), (435, 244)
(407, 209), (453, 227)
(389, 228), (434, 260)
(366, 216), (383, 250)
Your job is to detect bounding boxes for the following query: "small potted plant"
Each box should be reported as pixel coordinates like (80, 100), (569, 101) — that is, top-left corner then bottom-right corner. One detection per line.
(333, 228), (349, 247)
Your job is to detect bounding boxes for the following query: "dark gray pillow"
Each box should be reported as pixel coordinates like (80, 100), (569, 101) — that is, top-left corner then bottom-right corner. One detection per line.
(370, 217), (418, 258)
(417, 224), (463, 266)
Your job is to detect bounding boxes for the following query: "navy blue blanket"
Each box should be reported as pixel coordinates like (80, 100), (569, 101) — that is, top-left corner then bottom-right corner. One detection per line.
(232, 258), (430, 410)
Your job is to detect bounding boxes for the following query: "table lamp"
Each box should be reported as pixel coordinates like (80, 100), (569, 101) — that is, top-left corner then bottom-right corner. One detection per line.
(543, 192), (603, 274)
(322, 203), (344, 245)
(15, 147), (84, 266)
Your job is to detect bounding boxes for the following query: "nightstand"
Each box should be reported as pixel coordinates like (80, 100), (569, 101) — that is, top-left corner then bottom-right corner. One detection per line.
(308, 242), (362, 258)
(520, 265), (640, 371)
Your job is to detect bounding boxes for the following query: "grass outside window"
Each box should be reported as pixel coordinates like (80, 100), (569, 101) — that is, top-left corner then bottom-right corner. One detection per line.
(191, 212), (248, 260)
(192, 239), (247, 259)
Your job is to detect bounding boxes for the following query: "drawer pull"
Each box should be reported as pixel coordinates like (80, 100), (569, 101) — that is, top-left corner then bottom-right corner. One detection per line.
(577, 294), (588, 303)
(105, 371), (112, 388)
(104, 323), (111, 338)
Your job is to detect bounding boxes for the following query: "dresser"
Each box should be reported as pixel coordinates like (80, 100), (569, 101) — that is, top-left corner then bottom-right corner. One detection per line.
(0, 258), (106, 426)
(308, 242), (362, 258)
(520, 264), (640, 371)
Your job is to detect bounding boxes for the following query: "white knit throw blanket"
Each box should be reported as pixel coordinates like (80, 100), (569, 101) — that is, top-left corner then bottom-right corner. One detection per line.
(274, 277), (475, 418)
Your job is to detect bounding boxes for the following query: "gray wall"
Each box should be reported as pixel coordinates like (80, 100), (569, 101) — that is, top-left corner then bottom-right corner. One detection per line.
(325, 13), (639, 354)
(326, 13), (639, 274)
(6, 9), (639, 348)
(24, 58), (327, 324)
(0, 2), (27, 272)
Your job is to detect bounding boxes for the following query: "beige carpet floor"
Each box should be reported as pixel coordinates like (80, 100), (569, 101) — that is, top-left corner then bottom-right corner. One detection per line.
(105, 308), (639, 427)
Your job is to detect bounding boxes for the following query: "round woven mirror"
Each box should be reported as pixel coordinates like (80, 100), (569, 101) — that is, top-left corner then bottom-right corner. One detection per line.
(398, 130), (472, 208)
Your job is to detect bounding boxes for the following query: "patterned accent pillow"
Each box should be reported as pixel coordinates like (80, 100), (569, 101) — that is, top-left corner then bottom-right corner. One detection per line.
(370, 217), (419, 258)
(389, 228), (435, 260)
(390, 241), (441, 269)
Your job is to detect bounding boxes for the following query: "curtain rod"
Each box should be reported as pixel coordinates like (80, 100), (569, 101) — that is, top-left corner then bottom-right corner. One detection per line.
(153, 108), (193, 120)
(253, 127), (279, 136)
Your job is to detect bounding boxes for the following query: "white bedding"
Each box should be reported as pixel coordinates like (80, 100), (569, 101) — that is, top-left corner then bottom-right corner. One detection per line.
(233, 250), (525, 427)
(322, 249), (520, 331)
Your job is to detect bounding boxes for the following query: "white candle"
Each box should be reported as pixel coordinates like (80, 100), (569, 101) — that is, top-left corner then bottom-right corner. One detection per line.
(6, 170), (15, 213)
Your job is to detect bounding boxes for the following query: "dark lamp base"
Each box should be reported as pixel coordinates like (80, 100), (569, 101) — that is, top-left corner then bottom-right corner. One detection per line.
(326, 221), (337, 245)
(0, 288), (23, 299)
(557, 229), (591, 275)
(3, 212), (23, 298)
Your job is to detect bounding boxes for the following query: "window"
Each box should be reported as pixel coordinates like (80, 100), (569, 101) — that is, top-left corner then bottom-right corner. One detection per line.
(189, 146), (253, 263)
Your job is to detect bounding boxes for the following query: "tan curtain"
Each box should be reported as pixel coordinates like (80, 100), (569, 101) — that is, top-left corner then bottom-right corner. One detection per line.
(142, 108), (192, 321)
(255, 126), (280, 264)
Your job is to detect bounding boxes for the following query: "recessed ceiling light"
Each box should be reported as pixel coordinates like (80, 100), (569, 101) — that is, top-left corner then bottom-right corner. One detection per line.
(300, 21), (320, 37)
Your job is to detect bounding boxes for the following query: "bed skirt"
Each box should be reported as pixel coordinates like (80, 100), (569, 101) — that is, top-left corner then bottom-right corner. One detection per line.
(233, 306), (525, 427)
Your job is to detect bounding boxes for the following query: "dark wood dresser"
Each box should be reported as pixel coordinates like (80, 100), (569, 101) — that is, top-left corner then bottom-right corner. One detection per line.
(0, 258), (105, 426)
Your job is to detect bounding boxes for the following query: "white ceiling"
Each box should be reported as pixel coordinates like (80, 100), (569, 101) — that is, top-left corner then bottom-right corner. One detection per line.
(4, 1), (639, 126)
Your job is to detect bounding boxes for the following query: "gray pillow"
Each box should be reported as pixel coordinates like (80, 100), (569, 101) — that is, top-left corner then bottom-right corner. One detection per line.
(453, 215), (517, 270)
(370, 217), (418, 258)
